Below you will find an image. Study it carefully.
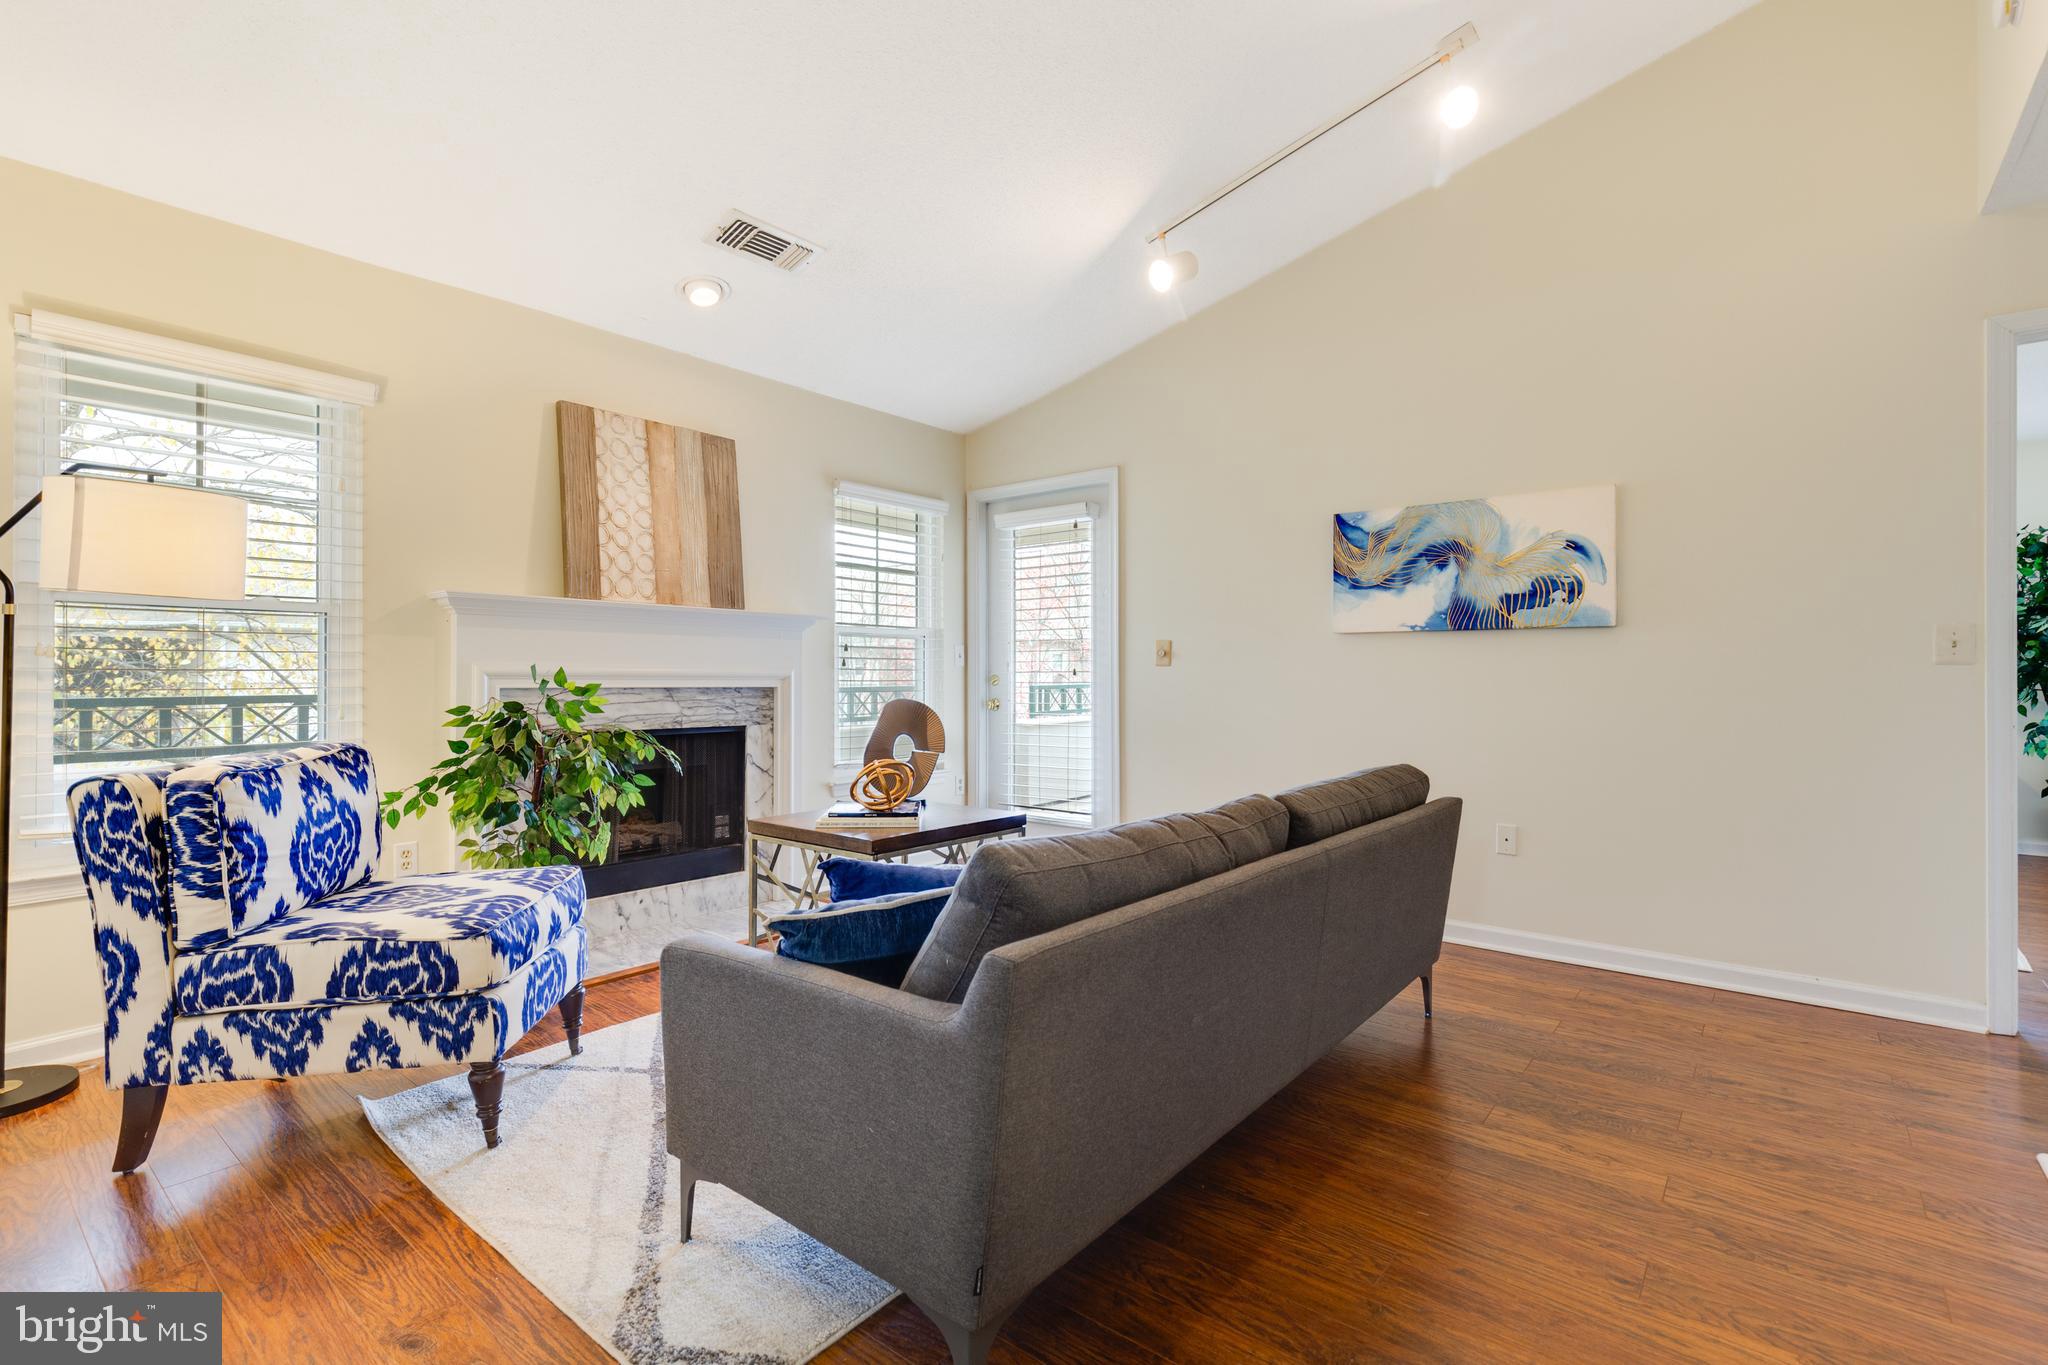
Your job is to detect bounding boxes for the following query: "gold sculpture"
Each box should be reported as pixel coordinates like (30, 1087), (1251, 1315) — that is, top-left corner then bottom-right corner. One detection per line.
(854, 699), (946, 809)
(850, 758), (916, 812)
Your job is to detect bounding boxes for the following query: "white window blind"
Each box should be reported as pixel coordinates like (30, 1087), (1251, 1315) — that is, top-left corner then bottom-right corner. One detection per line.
(11, 327), (365, 839)
(990, 510), (1093, 820)
(833, 485), (942, 766)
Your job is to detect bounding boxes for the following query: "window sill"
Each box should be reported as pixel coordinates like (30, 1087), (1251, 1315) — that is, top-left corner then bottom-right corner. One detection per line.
(12, 864), (86, 905)
(1019, 810), (1095, 831)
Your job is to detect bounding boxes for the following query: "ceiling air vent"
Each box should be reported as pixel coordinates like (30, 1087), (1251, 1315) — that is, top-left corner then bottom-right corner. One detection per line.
(706, 212), (820, 272)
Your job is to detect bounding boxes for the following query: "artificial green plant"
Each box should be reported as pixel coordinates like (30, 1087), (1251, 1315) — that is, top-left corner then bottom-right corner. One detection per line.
(381, 666), (677, 868)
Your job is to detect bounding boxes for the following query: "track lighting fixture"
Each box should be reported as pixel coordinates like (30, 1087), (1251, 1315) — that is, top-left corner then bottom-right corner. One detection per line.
(1142, 23), (1479, 290)
(1148, 250), (1199, 293)
(1439, 85), (1479, 130)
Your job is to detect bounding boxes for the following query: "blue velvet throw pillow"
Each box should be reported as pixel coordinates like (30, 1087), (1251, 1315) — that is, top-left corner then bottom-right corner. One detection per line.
(768, 884), (954, 972)
(819, 857), (963, 902)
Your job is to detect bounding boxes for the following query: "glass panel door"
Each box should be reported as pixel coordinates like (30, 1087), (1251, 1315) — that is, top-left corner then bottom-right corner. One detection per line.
(982, 497), (1105, 824)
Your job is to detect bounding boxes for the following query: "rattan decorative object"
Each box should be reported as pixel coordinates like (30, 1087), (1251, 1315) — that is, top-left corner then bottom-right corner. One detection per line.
(862, 699), (946, 798)
(851, 758), (916, 812)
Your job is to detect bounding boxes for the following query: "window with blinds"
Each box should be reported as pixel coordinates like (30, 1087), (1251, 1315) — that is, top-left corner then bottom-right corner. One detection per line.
(990, 512), (1094, 820)
(833, 485), (942, 766)
(11, 328), (365, 838)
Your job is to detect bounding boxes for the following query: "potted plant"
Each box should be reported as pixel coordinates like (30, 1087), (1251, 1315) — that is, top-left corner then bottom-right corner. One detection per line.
(381, 666), (677, 868)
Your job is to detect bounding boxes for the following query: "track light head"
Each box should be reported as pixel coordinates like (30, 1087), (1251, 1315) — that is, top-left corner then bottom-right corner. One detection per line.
(1439, 84), (1479, 130)
(1147, 250), (1199, 293)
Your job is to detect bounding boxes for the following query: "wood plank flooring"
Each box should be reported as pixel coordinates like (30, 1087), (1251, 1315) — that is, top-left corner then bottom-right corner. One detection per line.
(3, 884), (2044, 1362)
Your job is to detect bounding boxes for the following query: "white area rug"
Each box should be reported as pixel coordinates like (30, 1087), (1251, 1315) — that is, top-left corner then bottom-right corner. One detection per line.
(362, 1015), (896, 1363)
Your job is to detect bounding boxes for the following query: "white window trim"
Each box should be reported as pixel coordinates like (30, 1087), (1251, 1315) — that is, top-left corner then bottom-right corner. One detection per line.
(8, 314), (373, 879)
(16, 310), (381, 405)
(831, 480), (945, 777)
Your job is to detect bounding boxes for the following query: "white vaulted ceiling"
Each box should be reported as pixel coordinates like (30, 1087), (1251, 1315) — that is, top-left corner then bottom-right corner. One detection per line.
(0, 1), (1758, 431)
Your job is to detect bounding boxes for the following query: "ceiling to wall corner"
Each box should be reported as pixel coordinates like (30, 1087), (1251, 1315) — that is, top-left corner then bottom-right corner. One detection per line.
(0, 1), (1758, 432)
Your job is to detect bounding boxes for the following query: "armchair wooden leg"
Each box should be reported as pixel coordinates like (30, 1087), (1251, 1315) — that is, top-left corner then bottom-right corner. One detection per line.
(111, 1084), (169, 1174)
(559, 983), (586, 1056)
(1421, 973), (1433, 1019)
(468, 1062), (506, 1149)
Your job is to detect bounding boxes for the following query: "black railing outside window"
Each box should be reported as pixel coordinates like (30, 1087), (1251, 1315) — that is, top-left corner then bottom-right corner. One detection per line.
(55, 693), (319, 765)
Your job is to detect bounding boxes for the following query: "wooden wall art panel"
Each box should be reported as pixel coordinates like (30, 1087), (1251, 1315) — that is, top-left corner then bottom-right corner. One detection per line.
(557, 401), (744, 608)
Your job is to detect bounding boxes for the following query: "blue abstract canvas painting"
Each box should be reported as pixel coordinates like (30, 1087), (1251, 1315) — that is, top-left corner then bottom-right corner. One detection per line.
(1332, 484), (1616, 632)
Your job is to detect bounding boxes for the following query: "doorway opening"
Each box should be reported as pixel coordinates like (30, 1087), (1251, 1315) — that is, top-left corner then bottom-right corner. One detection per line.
(1985, 312), (2048, 1036)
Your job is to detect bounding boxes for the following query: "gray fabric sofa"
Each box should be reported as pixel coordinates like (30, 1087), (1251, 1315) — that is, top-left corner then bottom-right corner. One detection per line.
(660, 765), (1460, 1363)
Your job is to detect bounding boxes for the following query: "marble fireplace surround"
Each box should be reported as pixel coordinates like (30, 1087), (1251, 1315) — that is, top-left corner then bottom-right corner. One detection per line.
(430, 590), (822, 975)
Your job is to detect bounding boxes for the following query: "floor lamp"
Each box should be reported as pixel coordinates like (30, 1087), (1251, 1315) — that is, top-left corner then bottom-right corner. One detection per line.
(0, 470), (248, 1118)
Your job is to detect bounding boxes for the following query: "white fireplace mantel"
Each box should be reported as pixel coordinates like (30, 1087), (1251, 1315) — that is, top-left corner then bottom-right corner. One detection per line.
(430, 590), (820, 640)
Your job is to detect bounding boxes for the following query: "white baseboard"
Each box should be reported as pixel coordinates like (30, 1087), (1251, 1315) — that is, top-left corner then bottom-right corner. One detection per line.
(2018, 840), (2048, 858)
(4, 1024), (101, 1069)
(1444, 920), (1988, 1033)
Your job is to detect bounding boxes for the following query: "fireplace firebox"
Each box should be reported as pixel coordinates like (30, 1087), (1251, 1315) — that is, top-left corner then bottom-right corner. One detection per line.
(580, 726), (746, 897)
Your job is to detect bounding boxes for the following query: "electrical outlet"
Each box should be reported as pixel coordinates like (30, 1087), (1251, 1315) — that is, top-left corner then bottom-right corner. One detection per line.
(954, 772), (964, 797)
(1493, 824), (1518, 856)
(1933, 624), (1978, 666)
(1155, 639), (1173, 666)
(394, 841), (418, 876)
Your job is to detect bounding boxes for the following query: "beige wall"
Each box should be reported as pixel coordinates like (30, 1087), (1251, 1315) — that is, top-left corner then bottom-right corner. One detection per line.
(0, 156), (965, 1060)
(968, 0), (2048, 1014)
(1980, 0), (2048, 206)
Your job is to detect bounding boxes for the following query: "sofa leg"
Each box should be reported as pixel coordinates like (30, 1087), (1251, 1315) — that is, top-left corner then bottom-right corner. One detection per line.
(678, 1164), (699, 1243)
(914, 1298), (1016, 1365)
(468, 1062), (506, 1149)
(1420, 973), (1433, 1019)
(559, 983), (586, 1056)
(111, 1084), (169, 1174)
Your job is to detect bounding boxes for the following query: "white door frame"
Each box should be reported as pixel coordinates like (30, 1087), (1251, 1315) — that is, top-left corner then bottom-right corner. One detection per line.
(967, 467), (1121, 826)
(1984, 311), (2048, 1036)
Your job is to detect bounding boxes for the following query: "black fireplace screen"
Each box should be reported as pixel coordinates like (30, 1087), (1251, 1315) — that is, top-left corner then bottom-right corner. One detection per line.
(581, 726), (746, 897)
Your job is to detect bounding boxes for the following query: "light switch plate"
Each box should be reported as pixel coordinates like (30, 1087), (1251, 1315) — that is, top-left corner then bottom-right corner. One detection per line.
(1933, 624), (1978, 666)
(1155, 639), (1173, 666)
(1494, 823), (1518, 856)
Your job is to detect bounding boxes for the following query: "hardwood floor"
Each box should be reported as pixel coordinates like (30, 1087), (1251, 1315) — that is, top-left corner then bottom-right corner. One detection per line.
(4, 891), (2044, 1363)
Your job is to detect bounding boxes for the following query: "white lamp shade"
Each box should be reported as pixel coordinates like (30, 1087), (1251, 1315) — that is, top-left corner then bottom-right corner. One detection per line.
(39, 475), (248, 600)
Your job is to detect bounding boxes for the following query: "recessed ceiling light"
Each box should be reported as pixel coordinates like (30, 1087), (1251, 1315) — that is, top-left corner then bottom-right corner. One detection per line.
(1439, 85), (1479, 130)
(679, 277), (729, 308)
(1147, 250), (1199, 293)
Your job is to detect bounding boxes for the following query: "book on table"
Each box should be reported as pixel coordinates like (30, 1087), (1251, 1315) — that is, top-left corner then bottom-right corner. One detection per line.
(815, 800), (924, 830)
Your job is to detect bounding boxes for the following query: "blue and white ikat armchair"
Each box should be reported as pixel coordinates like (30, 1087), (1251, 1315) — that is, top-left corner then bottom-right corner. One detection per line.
(69, 741), (587, 1172)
